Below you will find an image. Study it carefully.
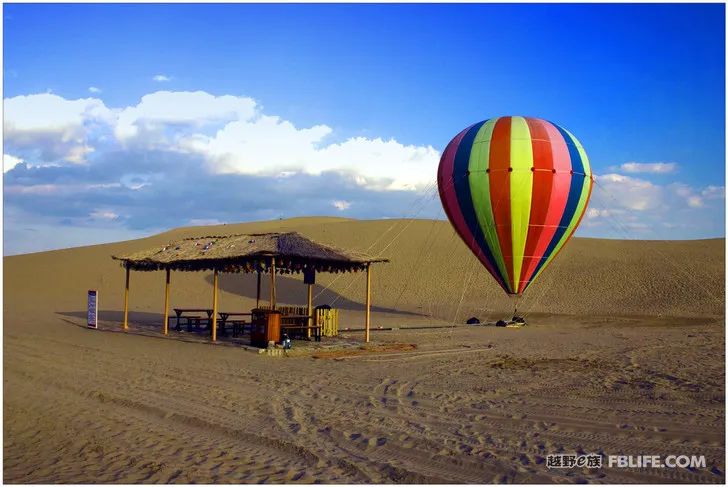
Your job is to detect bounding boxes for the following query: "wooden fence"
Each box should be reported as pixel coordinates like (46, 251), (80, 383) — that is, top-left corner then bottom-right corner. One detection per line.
(315, 308), (339, 337)
(258, 304), (339, 337)
(258, 305), (307, 320)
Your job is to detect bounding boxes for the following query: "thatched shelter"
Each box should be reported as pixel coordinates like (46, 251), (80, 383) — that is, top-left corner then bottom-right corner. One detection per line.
(112, 232), (388, 342)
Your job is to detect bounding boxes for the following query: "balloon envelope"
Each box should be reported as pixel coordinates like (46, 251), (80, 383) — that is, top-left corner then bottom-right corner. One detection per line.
(437, 116), (593, 295)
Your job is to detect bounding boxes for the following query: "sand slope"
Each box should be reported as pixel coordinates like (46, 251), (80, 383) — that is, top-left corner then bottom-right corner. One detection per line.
(4, 217), (725, 483)
(4, 217), (725, 323)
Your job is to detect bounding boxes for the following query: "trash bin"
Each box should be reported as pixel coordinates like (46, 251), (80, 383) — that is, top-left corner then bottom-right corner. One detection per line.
(250, 308), (281, 348)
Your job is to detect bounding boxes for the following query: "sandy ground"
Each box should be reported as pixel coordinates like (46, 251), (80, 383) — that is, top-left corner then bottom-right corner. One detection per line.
(4, 217), (725, 483)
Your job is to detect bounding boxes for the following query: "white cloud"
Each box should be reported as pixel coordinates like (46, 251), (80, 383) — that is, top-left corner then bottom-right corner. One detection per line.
(596, 173), (663, 211)
(314, 137), (439, 190)
(119, 173), (154, 190)
(596, 174), (724, 215)
(115, 90), (257, 143)
(4, 90), (439, 190)
(701, 185), (725, 200)
(181, 114), (331, 171)
(332, 200), (351, 211)
(666, 182), (723, 209)
(184, 117), (438, 190)
(4, 154), (24, 172)
(152, 74), (171, 82)
(4, 93), (113, 163)
(6, 182), (124, 195)
(687, 196), (703, 208)
(90, 209), (119, 220)
(585, 173), (725, 238)
(619, 162), (677, 174)
(671, 182), (692, 198)
(585, 207), (622, 220)
(87, 182), (122, 190)
(4, 93), (112, 132)
(88, 86), (101, 93)
(125, 91), (442, 190)
(5, 184), (61, 195)
(66, 144), (95, 163)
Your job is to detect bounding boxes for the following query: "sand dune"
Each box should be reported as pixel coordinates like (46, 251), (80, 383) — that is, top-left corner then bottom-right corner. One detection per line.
(4, 217), (725, 483)
(5, 217), (724, 323)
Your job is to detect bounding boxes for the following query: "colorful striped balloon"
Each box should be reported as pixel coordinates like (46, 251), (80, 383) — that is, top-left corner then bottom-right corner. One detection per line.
(437, 116), (593, 295)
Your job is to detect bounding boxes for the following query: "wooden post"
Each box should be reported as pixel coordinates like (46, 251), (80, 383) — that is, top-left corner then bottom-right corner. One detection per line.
(211, 269), (219, 342)
(307, 282), (313, 339)
(163, 269), (170, 335)
(256, 270), (261, 308)
(123, 265), (130, 330)
(365, 263), (371, 343)
(270, 257), (276, 310)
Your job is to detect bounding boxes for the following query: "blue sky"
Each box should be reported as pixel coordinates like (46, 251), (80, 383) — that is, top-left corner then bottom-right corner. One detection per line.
(3, 3), (726, 254)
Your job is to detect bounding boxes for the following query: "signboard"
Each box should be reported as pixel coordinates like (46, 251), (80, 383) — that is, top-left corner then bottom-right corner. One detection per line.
(303, 268), (315, 285)
(87, 290), (98, 329)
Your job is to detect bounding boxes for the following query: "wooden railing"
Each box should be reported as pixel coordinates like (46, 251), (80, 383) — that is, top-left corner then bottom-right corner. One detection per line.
(258, 304), (339, 336)
(315, 308), (339, 337)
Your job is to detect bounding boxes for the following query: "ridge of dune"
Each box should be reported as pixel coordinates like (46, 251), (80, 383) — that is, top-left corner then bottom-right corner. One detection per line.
(4, 217), (724, 321)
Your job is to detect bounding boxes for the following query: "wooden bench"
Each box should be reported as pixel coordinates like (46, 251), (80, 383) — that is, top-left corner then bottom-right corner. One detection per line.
(173, 308), (213, 332)
(218, 312), (252, 337)
(281, 322), (322, 342)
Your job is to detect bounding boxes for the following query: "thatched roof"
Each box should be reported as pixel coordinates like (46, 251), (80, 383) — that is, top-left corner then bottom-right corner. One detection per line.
(112, 232), (388, 273)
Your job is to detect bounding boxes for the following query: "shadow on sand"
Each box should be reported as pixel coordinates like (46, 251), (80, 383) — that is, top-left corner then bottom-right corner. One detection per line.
(204, 272), (418, 316)
(56, 311), (254, 347)
(55, 271), (421, 333)
(58, 310), (165, 325)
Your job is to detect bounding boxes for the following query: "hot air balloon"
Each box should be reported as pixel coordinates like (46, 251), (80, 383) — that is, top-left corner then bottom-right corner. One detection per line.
(437, 116), (593, 298)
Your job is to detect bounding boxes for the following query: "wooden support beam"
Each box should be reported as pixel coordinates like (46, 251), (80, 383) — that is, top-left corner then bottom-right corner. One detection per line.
(270, 257), (277, 310)
(365, 263), (371, 343)
(211, 269), (219, 342)
(123, 266), (130, 330)
(256, 271), (261, 308)
(307, 282), (313, 339)
(163, 269), (170, 335)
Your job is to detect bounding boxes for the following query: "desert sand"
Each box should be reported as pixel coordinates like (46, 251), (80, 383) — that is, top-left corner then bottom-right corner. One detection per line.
(4, 217), (725, 483)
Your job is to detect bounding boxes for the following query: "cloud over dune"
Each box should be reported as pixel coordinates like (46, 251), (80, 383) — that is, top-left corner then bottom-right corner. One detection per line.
(4, 93), (113, 163)
(4, 154), (24, 173)
(619, 162), (677, 174)
(115, 91), (258, 143)
(5, 91), (439, 191)
(2, 90), (724, 253)
(585, 173), (724, 238)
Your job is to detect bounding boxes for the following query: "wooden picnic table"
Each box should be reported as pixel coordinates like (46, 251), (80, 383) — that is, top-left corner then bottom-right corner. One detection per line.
(281, 325), (322, 342)
(280, 314), (321, 341)
(173, 308), (213, 332)
(218, 312), (252, 337)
